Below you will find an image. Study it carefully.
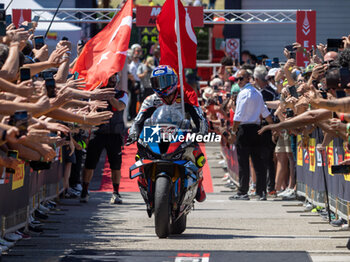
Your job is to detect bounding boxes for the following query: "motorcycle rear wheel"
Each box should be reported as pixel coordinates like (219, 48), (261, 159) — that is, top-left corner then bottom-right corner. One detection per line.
(154, 176), (171, 238)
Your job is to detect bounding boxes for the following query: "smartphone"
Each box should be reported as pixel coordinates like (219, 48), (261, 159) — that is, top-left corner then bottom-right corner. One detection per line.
(340, 67), (350, 88)
(226, 93), (231, 99)
(285, 45), (294, 52)
(331, 165), (350, 174)
(285, 45), (296, 58)
(49, 131), (57, 137)
(286, 108), (294, 118)
(33, 35), (45, 49)
(327, 39), (344, 52)
(20, 67), (31, 82)
(9, 110), (28, 137)
(265, 59), (272, 67)
(27, 22), (33, 29)
(32, 15), (40, 23)
(320, 91), (327, 99)
(288, 86), (299, 98)
(19, 24), (29, 31)
(45, 78), (56, 98)
(0, 8), (5, 22)
(73, 71), (79, 80)
(0, 22), (5, 36)
(67, 73), (73, 79)
(218, 96), (223, 104)
(5, 14), (11, 26)
(42, 70), (54, 80)
(5, 150), (18, 174)
(336, 90), (346, 98)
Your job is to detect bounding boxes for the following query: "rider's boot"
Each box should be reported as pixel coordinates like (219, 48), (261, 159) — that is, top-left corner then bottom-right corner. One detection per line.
(196, 177), (206, 202)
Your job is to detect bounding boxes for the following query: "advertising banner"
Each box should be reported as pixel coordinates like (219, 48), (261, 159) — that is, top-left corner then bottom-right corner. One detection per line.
(296, 11), (316, 67)
(136, 6), (203, 27)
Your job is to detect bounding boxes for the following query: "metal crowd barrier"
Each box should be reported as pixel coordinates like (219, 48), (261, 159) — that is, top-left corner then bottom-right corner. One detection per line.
(221, 128), (350, 225)
(0, 161), (64, 236)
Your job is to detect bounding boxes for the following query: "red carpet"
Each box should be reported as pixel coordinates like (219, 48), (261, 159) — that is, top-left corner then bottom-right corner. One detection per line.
(97, 143), (213, 193)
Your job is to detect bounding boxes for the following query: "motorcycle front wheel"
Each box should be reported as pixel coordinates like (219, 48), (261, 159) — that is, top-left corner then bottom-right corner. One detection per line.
(154, 176), (171, 238)
(171, 214), (187, 234)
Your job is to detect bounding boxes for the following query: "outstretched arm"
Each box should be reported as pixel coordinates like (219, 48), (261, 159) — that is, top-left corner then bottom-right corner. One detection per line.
(258, 109), (332, 134)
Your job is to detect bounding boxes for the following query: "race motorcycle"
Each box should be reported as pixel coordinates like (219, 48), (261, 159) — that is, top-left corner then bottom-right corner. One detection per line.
(129, 105), (202, 238)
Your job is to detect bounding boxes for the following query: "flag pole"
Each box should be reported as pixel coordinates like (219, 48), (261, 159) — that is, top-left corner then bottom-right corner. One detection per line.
(45, 0), (64, 39)
(174, 0), (185, 117)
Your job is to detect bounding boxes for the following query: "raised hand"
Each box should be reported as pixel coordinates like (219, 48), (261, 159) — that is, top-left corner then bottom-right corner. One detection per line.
(48, 46), (70, 67)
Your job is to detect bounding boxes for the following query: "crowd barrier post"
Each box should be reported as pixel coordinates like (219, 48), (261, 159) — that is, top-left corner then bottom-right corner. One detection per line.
(335, 198), (339, 220)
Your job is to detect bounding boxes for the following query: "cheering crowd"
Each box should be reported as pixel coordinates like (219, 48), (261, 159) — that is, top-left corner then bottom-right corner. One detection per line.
(0, 18), (128, 248)
(199, 39), (350, 226)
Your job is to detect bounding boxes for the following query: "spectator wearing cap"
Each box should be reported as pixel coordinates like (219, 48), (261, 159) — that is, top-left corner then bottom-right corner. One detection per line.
(229, 69), (273, 201)
(254, 65), (278, 196)
(202, 87), (214, 104)
(267, 68), (279, 91)
(210, 77), (223, 91)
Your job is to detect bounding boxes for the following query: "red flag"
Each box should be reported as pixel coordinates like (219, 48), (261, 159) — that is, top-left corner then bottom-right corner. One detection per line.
(156, 0), (198, 106)
(12, 9), (32, 29)
(73, 0), (133, 90)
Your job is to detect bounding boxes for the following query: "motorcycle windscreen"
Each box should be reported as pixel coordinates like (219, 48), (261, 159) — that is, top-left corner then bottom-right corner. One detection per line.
(141, 105), (187, 156)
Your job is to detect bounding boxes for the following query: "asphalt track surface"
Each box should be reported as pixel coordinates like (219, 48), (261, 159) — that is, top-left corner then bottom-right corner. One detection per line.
(2, 143), (350, 262)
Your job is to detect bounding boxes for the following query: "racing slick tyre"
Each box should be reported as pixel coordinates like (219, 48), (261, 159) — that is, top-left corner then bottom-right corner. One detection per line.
(154, 176), (171, 238)
(171, 214), (187, 234)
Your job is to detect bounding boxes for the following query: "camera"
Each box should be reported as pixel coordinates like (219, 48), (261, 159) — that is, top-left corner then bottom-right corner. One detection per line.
(285, 45), (296, 59)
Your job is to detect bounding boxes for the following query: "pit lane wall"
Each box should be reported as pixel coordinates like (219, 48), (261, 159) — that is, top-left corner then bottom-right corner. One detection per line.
(222, 129), (350, 223)
(0, 160), (64, 236)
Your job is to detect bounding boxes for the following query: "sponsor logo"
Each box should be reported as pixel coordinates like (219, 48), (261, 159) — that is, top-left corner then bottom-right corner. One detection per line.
(143, 125), (221, 143)
(154, 69), (165, 75)
(150, 7), (161, 16)
(302, 11), (310, 35)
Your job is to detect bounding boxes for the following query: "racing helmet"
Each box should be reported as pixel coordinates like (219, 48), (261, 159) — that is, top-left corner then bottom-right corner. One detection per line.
(150, 65), (178, 104)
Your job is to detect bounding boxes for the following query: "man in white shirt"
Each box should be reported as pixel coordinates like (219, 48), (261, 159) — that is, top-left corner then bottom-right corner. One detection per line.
(229, 69), (273, 201)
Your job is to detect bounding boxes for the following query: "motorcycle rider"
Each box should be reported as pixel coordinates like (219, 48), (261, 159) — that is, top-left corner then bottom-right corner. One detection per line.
(126, 65), (208, 202)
